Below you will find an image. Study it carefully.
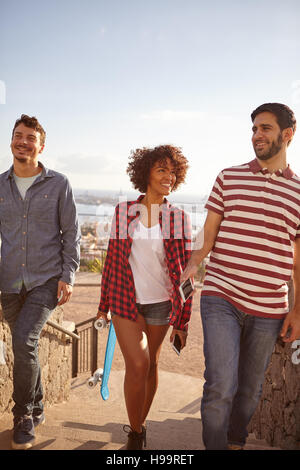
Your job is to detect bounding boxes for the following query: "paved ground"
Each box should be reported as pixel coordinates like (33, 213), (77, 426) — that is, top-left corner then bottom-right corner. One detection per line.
(0, 370), (279, 451)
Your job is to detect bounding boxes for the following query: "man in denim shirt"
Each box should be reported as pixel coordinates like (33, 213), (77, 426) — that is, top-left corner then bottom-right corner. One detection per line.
(0, 114), (80, 449)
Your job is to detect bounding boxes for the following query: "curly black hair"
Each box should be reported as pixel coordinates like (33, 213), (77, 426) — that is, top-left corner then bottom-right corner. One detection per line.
(126, 144), (189, 193)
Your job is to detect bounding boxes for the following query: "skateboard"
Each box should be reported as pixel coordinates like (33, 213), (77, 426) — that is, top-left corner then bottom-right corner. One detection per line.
(87, 317), (117, 401)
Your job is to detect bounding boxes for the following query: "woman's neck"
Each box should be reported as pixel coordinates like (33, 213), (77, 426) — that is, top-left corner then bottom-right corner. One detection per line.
(141, 192), (165, 208)
(140, 192), (165, 227)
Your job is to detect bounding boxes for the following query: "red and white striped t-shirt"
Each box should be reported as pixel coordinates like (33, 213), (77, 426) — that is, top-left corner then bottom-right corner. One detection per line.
(202, 159), (300, 318)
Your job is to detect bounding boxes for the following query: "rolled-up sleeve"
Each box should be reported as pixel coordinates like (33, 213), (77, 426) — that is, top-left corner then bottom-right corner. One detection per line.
(205, 171), (224, 216)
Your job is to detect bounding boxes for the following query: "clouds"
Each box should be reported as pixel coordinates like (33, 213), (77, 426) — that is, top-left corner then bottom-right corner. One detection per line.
(0, 153), (13, 173)
(140, 110), (206, 121)
(44, 152), (116, 174)
(41, 150), (130, 191)
(39, 108), (246, 193)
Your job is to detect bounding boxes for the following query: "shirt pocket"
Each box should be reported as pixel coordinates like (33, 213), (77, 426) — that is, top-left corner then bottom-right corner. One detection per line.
(29, 195), (58, 223)
(0, 197), (14, 227)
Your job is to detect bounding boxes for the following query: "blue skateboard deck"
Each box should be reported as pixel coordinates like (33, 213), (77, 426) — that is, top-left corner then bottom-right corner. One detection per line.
(100, 321), (116, 400)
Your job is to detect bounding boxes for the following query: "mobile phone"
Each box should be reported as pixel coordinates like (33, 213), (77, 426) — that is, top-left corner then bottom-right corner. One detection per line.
(172, 334), (182, 356)
(179, 278), (194, 303)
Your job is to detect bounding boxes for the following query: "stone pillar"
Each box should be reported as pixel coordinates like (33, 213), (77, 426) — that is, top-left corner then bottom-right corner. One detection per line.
(249, 281), (300, 449)
(249, 339), (300, 449)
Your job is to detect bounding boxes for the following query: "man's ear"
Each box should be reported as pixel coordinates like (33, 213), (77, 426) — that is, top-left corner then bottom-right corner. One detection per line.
(283, 127), (294, 145)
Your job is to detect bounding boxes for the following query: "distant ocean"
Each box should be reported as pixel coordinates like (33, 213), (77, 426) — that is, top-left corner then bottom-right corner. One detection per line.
(75, 189), (208, 232)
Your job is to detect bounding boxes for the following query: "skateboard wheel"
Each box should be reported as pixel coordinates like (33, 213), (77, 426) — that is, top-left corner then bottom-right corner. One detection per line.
(86, 368), (103, 388)
(87, 376), (97, 388)
(94, 318), (107, 330)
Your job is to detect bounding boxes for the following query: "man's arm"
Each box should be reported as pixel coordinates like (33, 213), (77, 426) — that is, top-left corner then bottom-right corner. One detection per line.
(281, 237), (300, 342)
(58, 178), (81, 304)
(180, 210), (223, 283)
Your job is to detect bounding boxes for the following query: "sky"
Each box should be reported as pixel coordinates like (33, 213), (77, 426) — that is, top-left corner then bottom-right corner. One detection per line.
(0, 0), (300, 197)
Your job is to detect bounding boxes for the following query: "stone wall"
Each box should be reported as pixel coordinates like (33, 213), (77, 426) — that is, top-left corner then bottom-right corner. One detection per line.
(249, 338), (300, 449)
(249, 284), (300, 450)
(0, 306), (74, 416)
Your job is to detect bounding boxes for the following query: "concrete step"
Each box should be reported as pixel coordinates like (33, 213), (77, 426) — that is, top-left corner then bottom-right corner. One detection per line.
(0, 370), (280, 451)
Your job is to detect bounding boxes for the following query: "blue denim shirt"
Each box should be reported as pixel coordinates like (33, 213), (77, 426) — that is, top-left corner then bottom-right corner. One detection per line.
(0, 163), (81, 293)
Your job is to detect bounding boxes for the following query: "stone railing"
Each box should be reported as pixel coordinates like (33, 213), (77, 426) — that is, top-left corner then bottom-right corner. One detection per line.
(0, 306), (75, 416)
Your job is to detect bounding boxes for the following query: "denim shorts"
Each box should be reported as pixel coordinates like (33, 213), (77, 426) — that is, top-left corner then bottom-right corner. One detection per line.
(137, 300), (172, 325)
(112, 300), (172, 326)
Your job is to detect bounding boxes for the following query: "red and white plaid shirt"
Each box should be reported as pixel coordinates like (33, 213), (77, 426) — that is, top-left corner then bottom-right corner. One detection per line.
(98, 196), (192, 331)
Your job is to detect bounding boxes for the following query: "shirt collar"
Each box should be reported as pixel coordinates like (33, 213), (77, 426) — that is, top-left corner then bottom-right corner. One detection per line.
(6, 161), (55, 180)
(248, 158), (294, 180)
(135, 194), (172, 209)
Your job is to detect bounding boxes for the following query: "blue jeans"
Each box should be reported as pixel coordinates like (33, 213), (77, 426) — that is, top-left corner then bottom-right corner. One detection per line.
(1, 278), (58, 418)
(200, 295), (283, 450)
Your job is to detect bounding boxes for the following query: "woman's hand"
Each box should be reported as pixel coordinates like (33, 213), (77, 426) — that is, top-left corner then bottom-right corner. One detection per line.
(97, 310), (110, 323)
(170, 327), (188, 350)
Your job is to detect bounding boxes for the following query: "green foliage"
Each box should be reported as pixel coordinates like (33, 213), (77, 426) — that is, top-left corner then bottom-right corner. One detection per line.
(87, 257), (106, 273)
(80, 254), (107, 273)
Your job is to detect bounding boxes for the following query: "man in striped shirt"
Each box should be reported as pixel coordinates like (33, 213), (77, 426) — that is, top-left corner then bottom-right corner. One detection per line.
(182, 103), (300, 450)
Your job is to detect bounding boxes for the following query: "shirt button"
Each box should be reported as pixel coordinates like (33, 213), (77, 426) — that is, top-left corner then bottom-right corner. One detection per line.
(23, 231), (26, 235)
(23, 215), (26, 218)
(22, 264), (25, 267)
(21, 247), (25, 250)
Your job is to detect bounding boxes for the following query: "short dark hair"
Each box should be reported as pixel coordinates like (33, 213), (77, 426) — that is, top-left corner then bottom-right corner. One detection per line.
(12, 114), (46, 146)
(127, 144), (189, 193)
(251, 103), (296, 145)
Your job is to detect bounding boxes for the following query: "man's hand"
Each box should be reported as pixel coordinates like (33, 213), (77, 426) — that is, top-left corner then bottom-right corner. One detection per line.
(280, 308), (300, 343)
(180, 262), (198, 284)
(57, 281), (73, 306)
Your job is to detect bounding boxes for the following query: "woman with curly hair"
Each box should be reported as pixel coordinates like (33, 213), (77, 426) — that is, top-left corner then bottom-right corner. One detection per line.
(97, 144), (193, 450)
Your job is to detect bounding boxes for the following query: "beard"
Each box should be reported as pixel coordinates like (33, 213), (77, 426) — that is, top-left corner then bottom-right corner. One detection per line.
(254, 133), (283, 161)
(14, 155), (28, 163)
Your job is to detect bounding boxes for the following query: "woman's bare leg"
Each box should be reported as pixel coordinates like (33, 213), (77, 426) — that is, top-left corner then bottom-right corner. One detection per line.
(112, 314), (149, 433)
(141, 324), (169, 424)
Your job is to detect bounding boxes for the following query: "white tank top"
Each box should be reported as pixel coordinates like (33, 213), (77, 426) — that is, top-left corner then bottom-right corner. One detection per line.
(129, 221), (173, 304)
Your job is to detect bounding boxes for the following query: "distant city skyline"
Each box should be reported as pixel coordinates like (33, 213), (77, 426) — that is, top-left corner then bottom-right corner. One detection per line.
(1, 0), (300, 196)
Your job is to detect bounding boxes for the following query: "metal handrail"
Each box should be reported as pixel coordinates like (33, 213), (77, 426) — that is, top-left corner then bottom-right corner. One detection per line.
(46, 319), (80, 340)
(72, 316), (99, 377)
